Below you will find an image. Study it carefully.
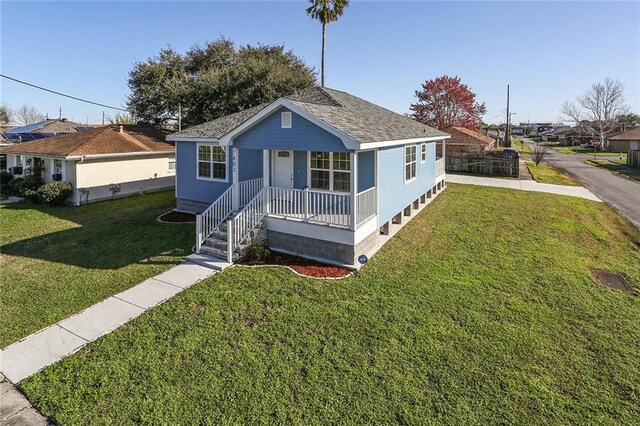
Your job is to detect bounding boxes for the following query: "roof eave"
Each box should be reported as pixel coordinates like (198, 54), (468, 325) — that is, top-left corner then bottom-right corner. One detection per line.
(361, 135), (450, 150)
(166, 136), (220, 143)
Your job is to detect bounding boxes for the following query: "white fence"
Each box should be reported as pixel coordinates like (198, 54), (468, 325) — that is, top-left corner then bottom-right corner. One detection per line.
(435, 157), (446, 176)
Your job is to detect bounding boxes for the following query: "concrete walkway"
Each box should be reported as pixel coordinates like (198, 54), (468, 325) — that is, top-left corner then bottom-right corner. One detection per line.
(0, 374), (46, 425)
(0, 254), (228, 385)
(446, 174), (601, 202)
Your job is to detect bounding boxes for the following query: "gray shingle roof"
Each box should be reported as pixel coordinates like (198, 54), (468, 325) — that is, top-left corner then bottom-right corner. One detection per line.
(169, 87), (448, 144)
(169, 103), (269, 139)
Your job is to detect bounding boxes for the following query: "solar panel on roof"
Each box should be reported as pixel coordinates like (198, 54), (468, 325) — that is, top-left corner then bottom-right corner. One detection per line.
(75, 126), (92, 132)
(4, 120), (49, 134)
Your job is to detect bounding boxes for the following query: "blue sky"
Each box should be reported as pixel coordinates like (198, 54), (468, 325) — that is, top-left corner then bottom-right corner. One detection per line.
(1, 1), (638, 125)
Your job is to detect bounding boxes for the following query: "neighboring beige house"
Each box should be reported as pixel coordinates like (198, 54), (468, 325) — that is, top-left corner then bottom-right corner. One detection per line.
(437, 126), (496, 155)
(606, 127), (640, 153)
(1, 124), (175, 205)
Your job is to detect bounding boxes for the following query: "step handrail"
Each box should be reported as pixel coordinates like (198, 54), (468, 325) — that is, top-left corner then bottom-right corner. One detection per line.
(227, 188), (266, 262)
(196, 186), (233, 254)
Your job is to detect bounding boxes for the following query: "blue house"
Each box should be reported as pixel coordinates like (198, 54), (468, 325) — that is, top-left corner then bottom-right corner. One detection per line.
(168, 87), (449, 267)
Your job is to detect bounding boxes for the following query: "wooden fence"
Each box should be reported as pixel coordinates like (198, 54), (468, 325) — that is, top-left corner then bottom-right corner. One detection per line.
(446, 153), (520, 177)
(628, 150), (640, 169)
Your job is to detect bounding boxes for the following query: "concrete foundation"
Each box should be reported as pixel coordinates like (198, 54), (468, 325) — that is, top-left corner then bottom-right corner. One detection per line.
(266, 229), (378, 266)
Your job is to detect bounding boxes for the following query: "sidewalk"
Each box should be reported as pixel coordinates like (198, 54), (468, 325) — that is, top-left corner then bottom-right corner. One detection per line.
(446, 174), (601, 202)
(0, 254), (228, 385)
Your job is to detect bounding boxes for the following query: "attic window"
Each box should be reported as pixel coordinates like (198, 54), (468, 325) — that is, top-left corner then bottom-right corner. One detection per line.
(281, 111), (292, 128)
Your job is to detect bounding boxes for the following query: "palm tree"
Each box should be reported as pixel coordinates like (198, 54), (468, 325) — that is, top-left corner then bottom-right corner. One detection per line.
(306, 0), (349, 87)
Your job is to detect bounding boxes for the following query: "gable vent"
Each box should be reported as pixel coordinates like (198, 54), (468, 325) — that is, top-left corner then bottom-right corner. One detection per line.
(281, 111), (292, 128)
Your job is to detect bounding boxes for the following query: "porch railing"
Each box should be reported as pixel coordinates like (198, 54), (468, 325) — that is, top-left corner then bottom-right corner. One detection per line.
(435, 157), (446, 176)
(195, 186), (233, 253)
(239, 177), (263, 207)
(266, 186), (352, 228)
(356, 187), (376, 226)
(227, 189), (266, 262)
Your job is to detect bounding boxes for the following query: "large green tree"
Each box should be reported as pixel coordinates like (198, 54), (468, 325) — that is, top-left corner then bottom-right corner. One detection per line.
(306, 0), (349, 88)
(127, 39), (316, 127)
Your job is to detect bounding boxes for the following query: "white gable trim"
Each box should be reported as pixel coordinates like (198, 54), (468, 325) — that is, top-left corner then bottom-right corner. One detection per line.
(219, 99), (359, 150)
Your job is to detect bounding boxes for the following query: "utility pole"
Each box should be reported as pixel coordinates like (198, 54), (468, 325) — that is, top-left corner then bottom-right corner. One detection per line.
(178, 104), (182, 131)
(102, 111), (105, 126)
(59, 107), (62, 119)
(505, 84), (511, 147)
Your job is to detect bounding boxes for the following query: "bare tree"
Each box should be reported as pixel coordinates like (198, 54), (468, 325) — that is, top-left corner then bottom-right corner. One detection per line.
(531, 143), (549, 166)
(561, 78), (629, 150)
(15, 104), (45, 125)
(0, 104), (12, 126)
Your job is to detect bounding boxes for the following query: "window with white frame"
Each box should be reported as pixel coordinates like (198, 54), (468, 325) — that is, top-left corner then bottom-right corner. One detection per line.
(53, 159), (63, 174)
(197, 144), (226, 180)
(421, 143), (427, 163)
(405, 145), (417, 182)
(16, 155), (22, 166)
(281, 111), (292, 128)
(310, 152), (351, 192)
(168, 155), (176, 171)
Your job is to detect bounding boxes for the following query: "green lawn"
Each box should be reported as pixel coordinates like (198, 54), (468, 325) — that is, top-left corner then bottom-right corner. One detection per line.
(20, 185), (640, 425)
(0, 191), (193, 347)
(526, 162), (579, 186)
(584, 159), (640, 182)
(556, 146), (627, 158)
(511, 137), (531, 153)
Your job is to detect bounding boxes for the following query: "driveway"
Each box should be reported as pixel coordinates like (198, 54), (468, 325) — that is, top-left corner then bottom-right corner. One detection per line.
(521, 138), (640, 230)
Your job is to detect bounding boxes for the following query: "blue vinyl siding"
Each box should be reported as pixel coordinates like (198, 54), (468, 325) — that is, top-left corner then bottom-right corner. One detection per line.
(293, 151), (308, 189)
(357, 150), (375, 192)
(232, 107), (349, 152)
(175, 141), (231, 204)
(238, 149), (263, 181)
(378, 142), (436, 225)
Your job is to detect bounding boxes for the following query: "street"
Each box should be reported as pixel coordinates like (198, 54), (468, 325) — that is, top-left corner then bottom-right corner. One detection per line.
(522, 138), (640, 230)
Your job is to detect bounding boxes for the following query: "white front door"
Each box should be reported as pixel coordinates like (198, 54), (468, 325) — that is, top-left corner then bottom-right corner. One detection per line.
(273, 151), (294, 188)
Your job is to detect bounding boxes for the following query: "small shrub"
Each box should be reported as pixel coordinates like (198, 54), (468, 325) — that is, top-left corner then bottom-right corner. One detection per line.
(0, 171), (13, 187)
(21, 174), (44, 192)
(244, 242), (270, 263)
(22, 188), (41, 203)
(7, 177), (24, 196)
(37, 181), (73, 206)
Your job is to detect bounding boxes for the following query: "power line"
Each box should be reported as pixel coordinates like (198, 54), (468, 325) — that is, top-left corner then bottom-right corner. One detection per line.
(1, 74), (128, 112)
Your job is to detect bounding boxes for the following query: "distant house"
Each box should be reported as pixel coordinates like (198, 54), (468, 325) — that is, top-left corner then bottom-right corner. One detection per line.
(555, 128), (593, 146)
(1, 118), (89, 142)
(606, 128), (640, 153)
(439, 127), (496, 154)
(168, 86), (449, 267)
(1, 125), (175, 205)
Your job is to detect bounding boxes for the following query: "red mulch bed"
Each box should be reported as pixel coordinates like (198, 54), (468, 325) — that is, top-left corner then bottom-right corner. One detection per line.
(239, 251), (352, 278)
(158, 210), (196, 223)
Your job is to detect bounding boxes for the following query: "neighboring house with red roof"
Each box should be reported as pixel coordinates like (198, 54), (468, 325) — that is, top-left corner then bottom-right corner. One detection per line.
(1, 124), (175, 205)
(606, 127), (640, 153)
(438, 127), (497, 155)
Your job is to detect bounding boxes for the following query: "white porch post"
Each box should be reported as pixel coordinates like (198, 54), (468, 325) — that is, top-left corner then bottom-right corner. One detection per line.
(350, 151), (358, 231)
(263, 149), (270, 214)
(231, 147), (239, 211)
(262, 149), (270, 187)
(374, 149), (379, 226)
